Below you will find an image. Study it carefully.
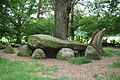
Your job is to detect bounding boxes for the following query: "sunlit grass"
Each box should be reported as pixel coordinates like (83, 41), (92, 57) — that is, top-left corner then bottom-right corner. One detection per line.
(0, 57), (84, 80)
(103, 48), (120, 57)
(93, 72), (120, 80)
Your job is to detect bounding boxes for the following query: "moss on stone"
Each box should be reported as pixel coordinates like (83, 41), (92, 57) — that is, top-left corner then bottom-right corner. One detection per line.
(28, 34), (87, 50)
(32, 49), (45, 59)
(56, 48), (74, 60)
(17, 45), (32, 57)
(85, 45), (101, 60)
(3, 45), (15, 54)
(85, 53), (101, 60)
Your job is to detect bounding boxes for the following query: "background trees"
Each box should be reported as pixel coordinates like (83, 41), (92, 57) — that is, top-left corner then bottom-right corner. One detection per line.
(0, 0), (120, 45)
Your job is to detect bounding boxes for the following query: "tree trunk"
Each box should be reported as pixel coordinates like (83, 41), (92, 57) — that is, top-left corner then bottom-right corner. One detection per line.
(16, 25), (21, 44)
(53, 0), (74, 40)
(70, 4), (74, 40)
(16, 16), (22, 44)
(37, 0), (42, 18)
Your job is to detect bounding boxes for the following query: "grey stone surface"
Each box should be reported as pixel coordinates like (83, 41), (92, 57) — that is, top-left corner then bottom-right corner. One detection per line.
(85, 45), (101, 60)
(56, 48), (74, 60)
(17, 45), (32, 57)
(32, 49), (45, 59)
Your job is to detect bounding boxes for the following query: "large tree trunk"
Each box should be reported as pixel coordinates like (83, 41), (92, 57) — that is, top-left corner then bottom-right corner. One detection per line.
(52, 0), (74, 40)
(16, 16), (22, 44)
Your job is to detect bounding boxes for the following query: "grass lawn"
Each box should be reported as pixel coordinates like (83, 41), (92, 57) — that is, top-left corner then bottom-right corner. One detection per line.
(68, 57), (92, 65)
(103, 47), (120, 57)
(0, 47), (120, 80)
(0, 57), (83, 80)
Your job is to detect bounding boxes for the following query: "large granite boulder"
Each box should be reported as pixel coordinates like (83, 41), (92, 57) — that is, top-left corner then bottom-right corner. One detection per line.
(32, 49), (46, 59)
(28, 34), (87, 58)
(85, 45), (101, 60)
(17, 45), (32, 57)
(56, 48), (74, 60)
(3, 45), (15, 54)
(28, 34), (87, 50)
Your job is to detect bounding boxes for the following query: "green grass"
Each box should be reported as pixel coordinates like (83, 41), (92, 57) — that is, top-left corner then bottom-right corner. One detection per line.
(93, 72), (120, 80)
(110, 62), (120, 68)
(0, 57), (83, 80)
(95, 75), (120, 80)
(68, 57), (92, 65)
(92, 73), (99, 78)
(103, 48), (120, 57)
(103, 52), (113, 57)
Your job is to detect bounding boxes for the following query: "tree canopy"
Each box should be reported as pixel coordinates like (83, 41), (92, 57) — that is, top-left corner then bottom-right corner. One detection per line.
(0, 0), (120, 44)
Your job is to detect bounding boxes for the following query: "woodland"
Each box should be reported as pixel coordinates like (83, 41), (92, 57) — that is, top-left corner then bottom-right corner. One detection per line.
(0, 0), (120, 80)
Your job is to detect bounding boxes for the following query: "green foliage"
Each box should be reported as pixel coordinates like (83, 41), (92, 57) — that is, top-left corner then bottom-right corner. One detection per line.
(103, 48), (120, 56)
(23, 18), (54, 37)
(80, 15), (120, 36)
(69, 1), (120, 41)
(68, 57), (92, 65)
(3, 45), (15, 54)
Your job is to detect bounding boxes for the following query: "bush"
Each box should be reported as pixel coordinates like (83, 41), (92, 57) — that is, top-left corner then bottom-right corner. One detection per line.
(68, 57), (92, 65)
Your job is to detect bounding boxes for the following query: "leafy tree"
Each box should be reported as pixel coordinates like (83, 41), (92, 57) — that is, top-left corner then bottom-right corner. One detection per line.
(37, 0), (52, 18)
(0, 0), (10, 40)
(23, 17), (54, 41)
(68, 0), (120, 41)
(1, 0), (37, 44)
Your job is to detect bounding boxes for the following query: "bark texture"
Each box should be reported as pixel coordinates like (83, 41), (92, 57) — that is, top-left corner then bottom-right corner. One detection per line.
(52, 0), (74, 40)
(37, 0), (42, 18)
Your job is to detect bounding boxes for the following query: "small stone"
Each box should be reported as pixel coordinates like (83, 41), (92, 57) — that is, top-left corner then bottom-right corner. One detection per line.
(32, 49), (45, 59)
(3, 45), (15, 54)
(56, 48), (74, 60)
(17, 45), (32, 57)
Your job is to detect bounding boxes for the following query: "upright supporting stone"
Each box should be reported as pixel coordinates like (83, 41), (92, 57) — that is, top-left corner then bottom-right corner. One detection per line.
(85, 28), (106, 60)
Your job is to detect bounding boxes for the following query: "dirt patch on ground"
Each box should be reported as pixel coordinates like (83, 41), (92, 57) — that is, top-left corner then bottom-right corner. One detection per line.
(0, 48), (120, 80)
